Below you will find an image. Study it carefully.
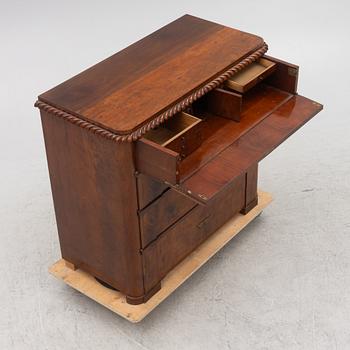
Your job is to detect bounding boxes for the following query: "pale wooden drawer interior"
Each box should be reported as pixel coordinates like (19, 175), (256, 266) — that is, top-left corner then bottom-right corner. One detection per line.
(143, 112), (202, 157)
(225, 58), (276, 93)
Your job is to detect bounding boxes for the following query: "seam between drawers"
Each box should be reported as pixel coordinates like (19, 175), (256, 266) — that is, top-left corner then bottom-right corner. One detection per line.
(141, 204), (199, 250)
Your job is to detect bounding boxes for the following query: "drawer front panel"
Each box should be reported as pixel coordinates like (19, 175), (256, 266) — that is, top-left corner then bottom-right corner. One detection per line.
(137, 174), (169, 210)
(142, 173), (246, 291)
(139, 189), (197, 247)
(136, 138), (180, 184)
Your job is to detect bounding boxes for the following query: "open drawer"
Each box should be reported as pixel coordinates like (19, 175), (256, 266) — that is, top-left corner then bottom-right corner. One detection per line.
(225, 57), (276, 93)
(143, 112), (202, 158)
(136, 94), (322, 202)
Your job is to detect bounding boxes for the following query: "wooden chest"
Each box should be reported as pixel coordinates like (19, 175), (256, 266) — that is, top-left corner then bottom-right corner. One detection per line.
(36, 15), (322, 304)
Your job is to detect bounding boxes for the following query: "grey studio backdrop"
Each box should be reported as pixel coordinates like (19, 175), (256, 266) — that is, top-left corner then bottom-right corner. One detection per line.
(1, 1), (349, 349)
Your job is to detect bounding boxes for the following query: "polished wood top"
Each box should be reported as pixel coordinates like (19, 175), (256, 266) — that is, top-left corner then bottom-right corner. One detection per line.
(38, 15), (264, 134)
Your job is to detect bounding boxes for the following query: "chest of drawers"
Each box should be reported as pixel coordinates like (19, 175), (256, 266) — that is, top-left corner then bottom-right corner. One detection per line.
(36, 15), (322, 304)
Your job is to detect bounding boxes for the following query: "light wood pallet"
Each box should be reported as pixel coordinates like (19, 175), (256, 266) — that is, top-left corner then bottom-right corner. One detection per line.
(49, 190), (272, 323)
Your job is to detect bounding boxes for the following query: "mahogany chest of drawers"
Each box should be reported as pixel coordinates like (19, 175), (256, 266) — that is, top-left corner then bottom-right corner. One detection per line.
(36, 15), (322, 304)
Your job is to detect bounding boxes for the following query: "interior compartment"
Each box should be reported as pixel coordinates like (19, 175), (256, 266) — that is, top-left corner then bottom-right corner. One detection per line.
(263, 55), (299, 94)
(143, 112), (202, 157)
(225, 58), (276, 93)
(144, 112), (201, 146)
(180, 84), (293, 181)
(193, 88), (242, 122)
(136, 56), (303, 187)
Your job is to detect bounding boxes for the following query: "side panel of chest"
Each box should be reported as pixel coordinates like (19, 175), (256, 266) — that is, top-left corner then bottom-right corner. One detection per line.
(40, 111), (144, 298)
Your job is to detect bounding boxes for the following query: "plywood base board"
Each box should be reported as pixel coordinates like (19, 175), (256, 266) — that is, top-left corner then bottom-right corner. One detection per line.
(49, 190), (272, 323)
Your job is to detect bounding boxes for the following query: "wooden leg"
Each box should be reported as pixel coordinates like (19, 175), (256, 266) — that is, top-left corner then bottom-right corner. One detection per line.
(240, 197), (258, 214)
(64, 260), (77, 271)
(240, 164), (258, 215)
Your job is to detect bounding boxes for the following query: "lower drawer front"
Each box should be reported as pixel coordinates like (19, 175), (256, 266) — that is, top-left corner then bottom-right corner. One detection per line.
(139, 188), (197, 248)
(142, 173), (246, 291)
(137, 174), (169, 210)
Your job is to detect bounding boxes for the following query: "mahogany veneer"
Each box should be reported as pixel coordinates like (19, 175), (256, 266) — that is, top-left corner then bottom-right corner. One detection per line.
(36, 15), (322, 304)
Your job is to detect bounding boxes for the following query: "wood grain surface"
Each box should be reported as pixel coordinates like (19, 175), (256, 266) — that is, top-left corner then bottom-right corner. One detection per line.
(181, 95), (323, 201)
(40, 110), (145, 298)
(39, 15), (263, 134)
(139, 189), (197, 248)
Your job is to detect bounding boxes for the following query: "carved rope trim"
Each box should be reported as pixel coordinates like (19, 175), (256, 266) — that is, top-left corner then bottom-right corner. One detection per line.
(35, 42), (268, 142)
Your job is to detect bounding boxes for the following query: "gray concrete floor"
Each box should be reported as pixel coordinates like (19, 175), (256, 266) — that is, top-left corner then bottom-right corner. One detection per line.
(1, 1), (349, 349)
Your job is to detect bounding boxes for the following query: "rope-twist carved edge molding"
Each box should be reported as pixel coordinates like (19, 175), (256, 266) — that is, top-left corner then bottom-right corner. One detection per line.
(35, 43), (268, 143)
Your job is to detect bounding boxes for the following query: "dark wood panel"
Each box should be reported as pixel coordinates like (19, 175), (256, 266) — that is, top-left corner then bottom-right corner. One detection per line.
(142, 174), (246, 291)
(39, 15), (263, 134)
(264, 55), (299, 94)
(137, 174), (169, 210)
(136, 138), (179, 184)
(181, 95), (323, 201)
(246, 164), (258, 208)
(40, 111), (144, 298)
(40, 15), (221, 113)
(241, 164), (258, 214)
(200, 88), (242, 121)
(140, 189), (197, 247)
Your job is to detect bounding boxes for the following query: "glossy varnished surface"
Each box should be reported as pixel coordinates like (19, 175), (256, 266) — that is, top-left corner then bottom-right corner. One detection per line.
(39, 15), (263, 134)
(179, 84), (292, 180)
(181, 95), (323, 201)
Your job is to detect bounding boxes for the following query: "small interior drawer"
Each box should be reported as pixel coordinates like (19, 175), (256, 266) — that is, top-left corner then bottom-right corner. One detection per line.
(225, 58), (276, 93)
(143, 112), (202, 158)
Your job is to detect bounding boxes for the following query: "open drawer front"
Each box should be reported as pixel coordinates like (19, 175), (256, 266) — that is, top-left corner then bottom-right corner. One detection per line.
(136, 94), (322, 203)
